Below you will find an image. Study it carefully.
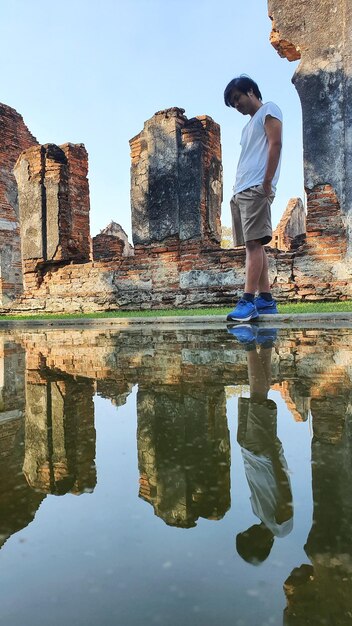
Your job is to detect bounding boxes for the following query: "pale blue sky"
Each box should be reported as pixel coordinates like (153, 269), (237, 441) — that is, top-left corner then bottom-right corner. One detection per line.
(0, 0), (303, 240)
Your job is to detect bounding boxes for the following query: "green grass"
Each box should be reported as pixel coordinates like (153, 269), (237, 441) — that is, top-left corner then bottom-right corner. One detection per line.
(0, 300), (351, 320)
(278, 301), (352, 314)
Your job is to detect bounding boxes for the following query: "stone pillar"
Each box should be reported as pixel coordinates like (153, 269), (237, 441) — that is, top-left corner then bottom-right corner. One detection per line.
(0, 103), (37, 304)
(268, 0), (352, 257)
(14, 142), (91, 287)
(130, 107), (222, 248)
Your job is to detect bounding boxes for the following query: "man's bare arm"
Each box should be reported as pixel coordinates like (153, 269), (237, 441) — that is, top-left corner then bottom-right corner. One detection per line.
(263, 115), (282, 196)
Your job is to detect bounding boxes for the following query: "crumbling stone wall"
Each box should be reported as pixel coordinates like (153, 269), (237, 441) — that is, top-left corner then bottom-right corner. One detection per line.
(9, 108), (248, 313)
(92, 233), (124, 260)
(14, 143), (91, 291)
(0, 104), (37, 304)
(268, 0), (352, 257)
(3, 0), (352, 318)
(4, 95), (351, 314)
(93, 221), (134, 260)
(130, 107), (222, 247)
(273, 198), (306, 251)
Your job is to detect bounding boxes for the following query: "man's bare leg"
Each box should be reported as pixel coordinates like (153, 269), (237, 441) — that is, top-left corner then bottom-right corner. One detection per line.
(245, 239), (264, 294)
(258, 247), (270, 293)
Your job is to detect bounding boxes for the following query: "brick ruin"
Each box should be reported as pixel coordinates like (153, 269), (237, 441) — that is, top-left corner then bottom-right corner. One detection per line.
(93, 221), (134, 260)
(14, 143), (91, 293)
(268, 0), (352, 292)
(0, 104), (37, 305)
(272, 198), (305, 251)
(0, 1), (350, 312)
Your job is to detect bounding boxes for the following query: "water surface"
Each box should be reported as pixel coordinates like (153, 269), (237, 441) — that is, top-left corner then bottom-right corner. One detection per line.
(0, 325), (351, 625)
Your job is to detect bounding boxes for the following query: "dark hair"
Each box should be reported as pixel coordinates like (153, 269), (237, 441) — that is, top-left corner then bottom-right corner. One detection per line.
(224, 75), (262, 107)
(236, 523), (274, 565)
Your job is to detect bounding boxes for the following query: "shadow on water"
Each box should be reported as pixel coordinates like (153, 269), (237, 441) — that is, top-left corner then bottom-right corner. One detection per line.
(0, 325), (351, 624)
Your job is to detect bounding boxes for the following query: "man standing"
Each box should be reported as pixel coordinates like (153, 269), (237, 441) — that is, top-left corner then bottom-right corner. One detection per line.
(224, 75), (282, 322)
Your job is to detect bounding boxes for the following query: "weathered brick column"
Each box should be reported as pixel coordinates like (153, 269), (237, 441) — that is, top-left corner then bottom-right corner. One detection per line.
(130, 107), (222, 249)
(61, 143), (91, 261)
(14, 143), (91, 289)
(268, 0), (352, 259)
(0, 104), (37, 303)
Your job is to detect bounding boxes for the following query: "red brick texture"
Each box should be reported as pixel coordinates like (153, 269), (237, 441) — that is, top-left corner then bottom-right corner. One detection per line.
(0, 104), (37, 303)
(2, 105), (351, 314)
(305, 185), (347, 261)
(92, 234), (124, 260)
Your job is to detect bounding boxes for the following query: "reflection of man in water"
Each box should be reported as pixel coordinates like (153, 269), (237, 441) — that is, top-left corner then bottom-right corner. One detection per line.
(232, 327), (293, 564)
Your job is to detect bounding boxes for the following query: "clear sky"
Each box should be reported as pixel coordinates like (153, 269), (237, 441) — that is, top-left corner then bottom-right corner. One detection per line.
(0, 0), (303, 241)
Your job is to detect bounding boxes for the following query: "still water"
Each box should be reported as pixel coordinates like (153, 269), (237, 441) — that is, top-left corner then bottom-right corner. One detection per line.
(0, 324), (351, 626)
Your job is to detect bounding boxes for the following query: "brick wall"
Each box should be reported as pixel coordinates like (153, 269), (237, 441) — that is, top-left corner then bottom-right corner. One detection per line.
(305, 185), (347, 261)
(0, 103), (37, 304)
(273, 198), (306, 251)
(92, 233), (125, 260)
(2, 102), (352, 314)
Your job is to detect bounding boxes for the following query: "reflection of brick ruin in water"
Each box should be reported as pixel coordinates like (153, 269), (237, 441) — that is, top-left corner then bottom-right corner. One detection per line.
(0, 2), (349, 311)
(13, 326), (352, 429)
(0, 326), (350, 538)
(0, 339), (97, 549)
(23, 374), (96, 496)
(137, 385), (230, 528)
(283, 374), (352, 625)
(0, 341), (44, 548)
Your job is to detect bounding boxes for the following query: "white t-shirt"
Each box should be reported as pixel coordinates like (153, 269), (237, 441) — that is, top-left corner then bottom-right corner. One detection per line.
(234, 102), (283, 195)
(241, 446), (293, 538)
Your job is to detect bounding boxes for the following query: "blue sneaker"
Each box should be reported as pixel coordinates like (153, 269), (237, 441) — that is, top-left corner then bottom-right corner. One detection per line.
(256, 328), (278, 347)
(254, 295), (278, 315)
(226, 299), (259, 322)
(227, 324), (257, 344)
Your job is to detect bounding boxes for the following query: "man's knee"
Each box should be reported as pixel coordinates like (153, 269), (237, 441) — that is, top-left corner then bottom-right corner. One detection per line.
(246, 239), (262, 252)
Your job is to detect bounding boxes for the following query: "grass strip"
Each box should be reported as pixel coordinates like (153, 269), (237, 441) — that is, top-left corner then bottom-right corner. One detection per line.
(0, 300), (351, 320)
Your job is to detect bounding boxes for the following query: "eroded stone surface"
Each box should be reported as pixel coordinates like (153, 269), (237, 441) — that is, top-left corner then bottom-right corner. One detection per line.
(14, 142), (91, 286)
(93, 221), (134, 260)
(273, 198), (306, 251)
(2, 58), (352, 313)
(0, 104), (37, 304)
(268, 0), (352, 256)
(130, 108), (222, 246)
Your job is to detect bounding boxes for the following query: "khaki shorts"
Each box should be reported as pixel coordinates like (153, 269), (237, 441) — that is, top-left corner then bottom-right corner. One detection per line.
(231, 184), (275, 246)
